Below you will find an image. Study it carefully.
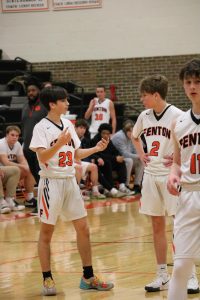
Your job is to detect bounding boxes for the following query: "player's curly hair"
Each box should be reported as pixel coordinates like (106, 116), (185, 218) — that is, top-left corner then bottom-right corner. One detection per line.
(98, 123), (112, 134)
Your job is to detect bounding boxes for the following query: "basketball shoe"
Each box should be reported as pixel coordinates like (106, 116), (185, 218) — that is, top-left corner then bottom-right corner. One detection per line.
(119, 186), (135, 196)
(42, 277), (57, 296)
(0, 198), (11, 214)
(145, 273), (170, 292)
(6, 198), (25, 211)
(80, 275), (114, 291)
(24, 197), (37, 208)
(187, 274), (200, 294)
(91, 192), (106, 199)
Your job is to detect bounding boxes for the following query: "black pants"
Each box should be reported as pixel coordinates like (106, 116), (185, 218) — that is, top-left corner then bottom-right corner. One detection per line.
(23, 148), (40, 185)
(98, 158), (127, 191)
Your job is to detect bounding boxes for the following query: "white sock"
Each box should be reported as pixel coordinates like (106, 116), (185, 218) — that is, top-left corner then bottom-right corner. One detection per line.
(167, 259), (193, 300)
(157, 264), (168, 275)
(110, 188), (118, 195)
(119, 183), (125, 190)
(92, 186), (98, 193)
(5, 197), (14, 205)
(191, 265), (197, 277)
(26, 192), (34, 201)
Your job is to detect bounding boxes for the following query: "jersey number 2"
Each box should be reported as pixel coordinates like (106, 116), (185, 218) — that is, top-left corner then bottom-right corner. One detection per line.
(190, 153), (200, 174)
(149, 141), (160, 156)
(59, 151), (73, 167)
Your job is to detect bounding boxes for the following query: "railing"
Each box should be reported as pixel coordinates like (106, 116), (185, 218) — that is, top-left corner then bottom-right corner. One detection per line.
(14, 56), (32, 73)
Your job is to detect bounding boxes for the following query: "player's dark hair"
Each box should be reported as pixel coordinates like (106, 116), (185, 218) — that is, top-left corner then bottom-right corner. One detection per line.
(75, 119), (89, 129)
(179, 59), (200, 81)
(98, 123), (112, 133)
(139, 75), (168, 100)
(96, 85), (106, 90)
(40, 86), (68, 111)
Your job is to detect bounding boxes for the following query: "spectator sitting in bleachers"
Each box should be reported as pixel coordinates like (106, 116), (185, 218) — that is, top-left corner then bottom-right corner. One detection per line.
(74, 119), (91, 162)
(111, 119), (143, 194)
(0, 125), (37, 208)
(91, 123), (134, 197)
(74, 119), (106, 200)
(0, 165), (24, 213)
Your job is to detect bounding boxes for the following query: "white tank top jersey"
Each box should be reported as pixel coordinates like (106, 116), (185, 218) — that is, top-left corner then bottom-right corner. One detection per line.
(132, 105), (183, 176)
(0, 137), (23, 165)
(174, 109), (200, 184)
(89, 98), (111, 134)
(30, 118), (81, 178)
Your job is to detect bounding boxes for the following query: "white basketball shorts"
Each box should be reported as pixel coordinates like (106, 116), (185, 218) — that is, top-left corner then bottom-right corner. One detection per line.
(37, 177), (87, 225)
(140, 173), (178, 216)
(173, 190), (200, 261)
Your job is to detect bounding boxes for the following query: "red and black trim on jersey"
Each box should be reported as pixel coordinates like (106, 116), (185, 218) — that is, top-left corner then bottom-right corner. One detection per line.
(153, 104), (172, 121)
(190, 109), (200, 125)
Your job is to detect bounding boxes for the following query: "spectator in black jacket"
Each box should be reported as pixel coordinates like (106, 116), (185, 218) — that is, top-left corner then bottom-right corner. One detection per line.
(21, 79), (47, 214)
(22, 80), (47, 185)
(91, 123), (134, 197)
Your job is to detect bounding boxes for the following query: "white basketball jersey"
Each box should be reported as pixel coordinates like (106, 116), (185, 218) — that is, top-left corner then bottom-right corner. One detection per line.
(89, 98), (111, 135)
(174, 109), (200, 184)
(132, 105), (183, 175)
(0, 137), (23, 165)
(30, 117), (81, 178)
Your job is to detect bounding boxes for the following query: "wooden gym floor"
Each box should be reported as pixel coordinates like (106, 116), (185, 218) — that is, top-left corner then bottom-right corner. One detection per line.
(0, 195), (199, 300)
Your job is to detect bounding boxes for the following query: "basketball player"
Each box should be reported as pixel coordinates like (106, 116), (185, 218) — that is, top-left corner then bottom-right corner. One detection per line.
(29, 87), (114, 296)
(132, 75), (198, 293)
(167, 59), (200, 300)
(0, 125), (36, 209)
(84, 85), (116, 138)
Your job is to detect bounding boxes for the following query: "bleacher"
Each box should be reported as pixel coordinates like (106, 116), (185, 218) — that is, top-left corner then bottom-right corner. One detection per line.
(0, 50), (126, 138)
(0, 54), (52, 137)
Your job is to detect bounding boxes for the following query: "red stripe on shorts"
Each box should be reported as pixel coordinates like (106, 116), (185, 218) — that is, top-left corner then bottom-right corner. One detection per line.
(42, 194), (49, 219)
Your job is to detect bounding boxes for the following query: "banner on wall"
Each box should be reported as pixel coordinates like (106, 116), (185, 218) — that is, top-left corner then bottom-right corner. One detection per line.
(1, 0), (48, 12)
(53, 0), (102, 10)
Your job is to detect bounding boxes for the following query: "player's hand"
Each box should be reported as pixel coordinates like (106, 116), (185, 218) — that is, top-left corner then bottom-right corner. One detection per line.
(90, 98), (97, 109)
(19, 164), (29, 172)
(167, 174), (181, 196)
(116, 156), (124, 163)
(57, 128), (71, 147)
(139, 153), (151, 166)
(163, 154), (173, 167)
(97, 158), (104, 166)
(95, 138), (109, 152)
